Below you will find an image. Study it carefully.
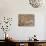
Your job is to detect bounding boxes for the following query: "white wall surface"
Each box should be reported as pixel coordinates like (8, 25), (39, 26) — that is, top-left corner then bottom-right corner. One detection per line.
(0, 0), (46, 40)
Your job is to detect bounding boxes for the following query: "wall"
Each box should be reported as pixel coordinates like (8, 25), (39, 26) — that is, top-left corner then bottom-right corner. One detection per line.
(0, 0), (46, 40)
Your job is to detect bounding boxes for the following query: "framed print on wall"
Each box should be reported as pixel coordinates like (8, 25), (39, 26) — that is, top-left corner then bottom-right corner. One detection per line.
(18, 14), (35, 26)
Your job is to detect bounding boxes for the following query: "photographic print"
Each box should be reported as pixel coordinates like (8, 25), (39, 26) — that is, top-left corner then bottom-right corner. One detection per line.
(18, 14), (35, 26)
